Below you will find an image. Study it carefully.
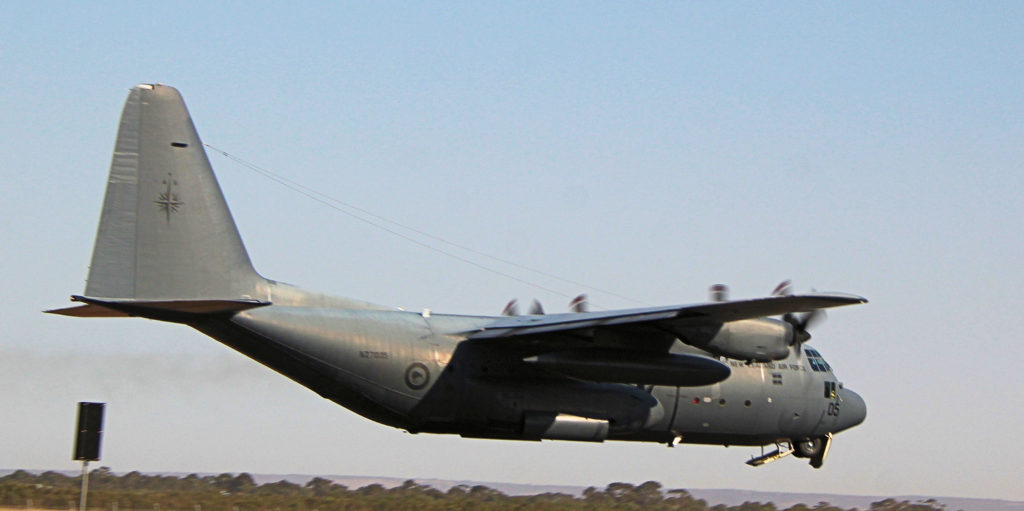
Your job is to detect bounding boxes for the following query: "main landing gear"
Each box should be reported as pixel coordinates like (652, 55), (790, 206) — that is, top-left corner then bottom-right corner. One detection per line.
(746, 433), (833, 469)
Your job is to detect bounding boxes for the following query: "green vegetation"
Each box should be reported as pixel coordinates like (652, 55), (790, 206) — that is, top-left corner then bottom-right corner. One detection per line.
(0, 468), (947, 511)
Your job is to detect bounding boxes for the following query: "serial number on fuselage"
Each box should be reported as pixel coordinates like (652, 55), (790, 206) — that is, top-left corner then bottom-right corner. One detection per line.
(359, 351), (391, 359)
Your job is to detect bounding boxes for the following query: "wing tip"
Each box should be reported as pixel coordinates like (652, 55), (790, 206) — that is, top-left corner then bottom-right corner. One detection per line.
(809, 292), (868, 305)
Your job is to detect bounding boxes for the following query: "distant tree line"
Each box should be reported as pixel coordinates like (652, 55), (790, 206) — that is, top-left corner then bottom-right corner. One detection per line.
(0, 468), (948, 511)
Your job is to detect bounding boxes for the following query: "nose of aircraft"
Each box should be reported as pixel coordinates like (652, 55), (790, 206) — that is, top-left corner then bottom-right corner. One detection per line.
(837, 388), (867, 431)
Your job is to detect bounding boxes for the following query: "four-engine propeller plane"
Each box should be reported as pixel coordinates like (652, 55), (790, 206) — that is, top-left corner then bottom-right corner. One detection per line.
(49, 84), (866, 468)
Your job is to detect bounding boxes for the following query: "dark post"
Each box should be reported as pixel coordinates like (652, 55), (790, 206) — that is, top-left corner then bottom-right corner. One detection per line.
(74, 402), (104, 461)
(74, 402), (105, 511)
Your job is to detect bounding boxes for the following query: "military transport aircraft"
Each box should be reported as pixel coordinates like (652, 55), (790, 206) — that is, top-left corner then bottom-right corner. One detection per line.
(49, 84), (866, 469)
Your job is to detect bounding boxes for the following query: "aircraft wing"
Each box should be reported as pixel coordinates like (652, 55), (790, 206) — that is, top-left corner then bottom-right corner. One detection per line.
(468, 292), (866, 340)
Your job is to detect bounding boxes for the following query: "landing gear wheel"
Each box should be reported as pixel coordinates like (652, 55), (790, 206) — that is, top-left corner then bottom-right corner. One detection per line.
(792, 437), (823, 458)
(810, 433), (832, 469)
(792, 434), (833, 468)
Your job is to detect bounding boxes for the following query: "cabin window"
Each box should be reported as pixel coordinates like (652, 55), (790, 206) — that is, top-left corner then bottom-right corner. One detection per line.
(824, 381), (837, 399)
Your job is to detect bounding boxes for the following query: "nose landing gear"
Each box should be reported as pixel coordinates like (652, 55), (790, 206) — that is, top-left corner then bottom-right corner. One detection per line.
(746, 433), (833, 469)
(792, 432), (833, 468)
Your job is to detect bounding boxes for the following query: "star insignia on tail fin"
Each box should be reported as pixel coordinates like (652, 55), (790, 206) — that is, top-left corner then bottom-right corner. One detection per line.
(155, 173), (184, 222)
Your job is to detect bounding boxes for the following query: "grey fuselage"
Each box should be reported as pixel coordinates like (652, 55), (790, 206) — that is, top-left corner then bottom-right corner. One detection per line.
(193, 280), (865, 447)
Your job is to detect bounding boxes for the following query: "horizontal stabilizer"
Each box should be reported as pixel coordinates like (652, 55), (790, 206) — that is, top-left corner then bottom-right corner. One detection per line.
(46, 295), (270, 319)
(46, 304), (131, 317)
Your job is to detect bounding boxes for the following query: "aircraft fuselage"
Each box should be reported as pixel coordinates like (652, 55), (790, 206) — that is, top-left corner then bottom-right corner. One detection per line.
(188, 281), (865, 448)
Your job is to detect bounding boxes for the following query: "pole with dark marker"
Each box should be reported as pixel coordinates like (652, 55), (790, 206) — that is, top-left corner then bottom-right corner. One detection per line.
(73, 402), (104, 511)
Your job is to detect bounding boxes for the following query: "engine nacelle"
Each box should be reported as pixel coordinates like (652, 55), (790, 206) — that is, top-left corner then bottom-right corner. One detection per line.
(696, 318), (791, 362)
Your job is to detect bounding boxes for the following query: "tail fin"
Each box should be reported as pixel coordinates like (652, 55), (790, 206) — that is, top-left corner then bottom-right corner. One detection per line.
(83, 84), (263, 301)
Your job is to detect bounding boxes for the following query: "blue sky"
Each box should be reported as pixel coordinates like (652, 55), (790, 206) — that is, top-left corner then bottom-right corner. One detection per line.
(2, 2), (1022, 501)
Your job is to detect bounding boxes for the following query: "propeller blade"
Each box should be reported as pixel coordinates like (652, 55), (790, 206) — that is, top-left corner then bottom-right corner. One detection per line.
(709, 284), (729, 302)
(793, 328), (812, 345)
(501, 299), (519, 316)
(529, 299), (545, 315)
(783, 312), (797, 327)
(799, 309), (827, 330)
(569, 294), (588, 313)
(772, 280), (793, 296)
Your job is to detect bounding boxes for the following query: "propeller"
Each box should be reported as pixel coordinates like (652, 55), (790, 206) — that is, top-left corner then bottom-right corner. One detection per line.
(783, 309), (827, 346)
(774, 280), (826, 355)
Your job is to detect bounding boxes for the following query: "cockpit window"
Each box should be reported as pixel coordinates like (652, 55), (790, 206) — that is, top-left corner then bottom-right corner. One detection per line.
(804, 348), (833, 372)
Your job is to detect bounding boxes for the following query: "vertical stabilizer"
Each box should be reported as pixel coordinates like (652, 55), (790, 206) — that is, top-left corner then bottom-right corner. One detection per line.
(84, 84), (262, 300)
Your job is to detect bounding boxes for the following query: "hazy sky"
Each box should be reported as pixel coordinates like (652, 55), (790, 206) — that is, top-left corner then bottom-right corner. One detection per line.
(3, 2), (1022, 502)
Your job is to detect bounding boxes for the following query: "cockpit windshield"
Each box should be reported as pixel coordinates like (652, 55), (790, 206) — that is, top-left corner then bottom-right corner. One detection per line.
(804, 348), (833, 372)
